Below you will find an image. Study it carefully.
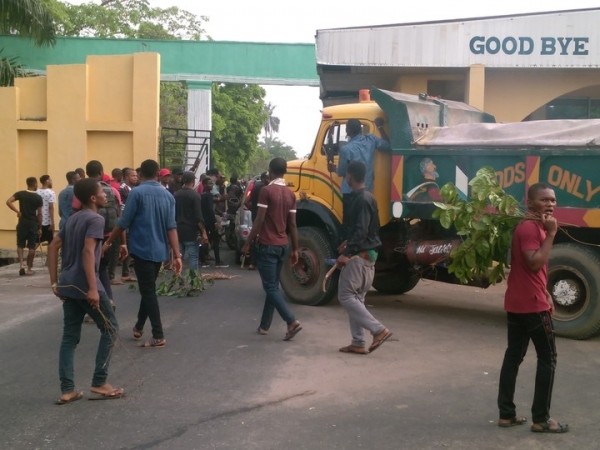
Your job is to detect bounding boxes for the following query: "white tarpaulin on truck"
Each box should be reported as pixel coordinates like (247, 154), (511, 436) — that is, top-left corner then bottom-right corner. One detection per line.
(414, 119), (600, 147)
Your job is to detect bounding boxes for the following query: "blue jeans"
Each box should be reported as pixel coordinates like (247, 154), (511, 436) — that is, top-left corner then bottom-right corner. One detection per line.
(256, 244), (295, 330)
(180, 241), (199, 273)
(132, 256), (164, 339)
(498, 311), (557, 423)
(58, 292), (118, 393)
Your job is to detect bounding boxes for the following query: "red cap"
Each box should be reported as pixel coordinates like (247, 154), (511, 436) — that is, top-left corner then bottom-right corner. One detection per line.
(159, 168), (171, 177)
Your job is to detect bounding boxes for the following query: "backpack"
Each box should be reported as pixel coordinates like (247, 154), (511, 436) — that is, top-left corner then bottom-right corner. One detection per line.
(98, 181), (119, 234)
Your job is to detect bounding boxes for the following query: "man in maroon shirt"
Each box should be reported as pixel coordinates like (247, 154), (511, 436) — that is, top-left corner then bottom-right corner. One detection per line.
(497, 183), (568, 433)
(242, 158), (302, 341)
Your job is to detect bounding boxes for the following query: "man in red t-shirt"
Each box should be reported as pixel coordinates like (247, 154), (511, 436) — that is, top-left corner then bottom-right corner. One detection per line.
(497, 183), (568, 433)
(241, 158), (302, 341)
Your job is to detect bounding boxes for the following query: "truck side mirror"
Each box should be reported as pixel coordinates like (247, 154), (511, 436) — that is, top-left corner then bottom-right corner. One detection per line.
(325, 142), (339, 163)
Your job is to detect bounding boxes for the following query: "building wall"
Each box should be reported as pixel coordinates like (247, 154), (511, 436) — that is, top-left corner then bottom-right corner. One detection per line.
(0, 52), (160, 256)
(483, 68), (600, 121)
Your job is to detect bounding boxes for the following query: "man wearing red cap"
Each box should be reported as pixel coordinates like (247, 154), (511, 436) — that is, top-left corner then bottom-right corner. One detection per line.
(159, 168), (171, 190)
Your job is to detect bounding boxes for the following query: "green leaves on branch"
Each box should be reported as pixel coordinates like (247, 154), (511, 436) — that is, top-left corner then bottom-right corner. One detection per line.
(432, 167), (523, 285)
(156, 269), (208, 297)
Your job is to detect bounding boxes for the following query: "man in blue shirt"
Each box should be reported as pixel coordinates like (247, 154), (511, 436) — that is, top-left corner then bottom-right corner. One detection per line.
(105, 159), (182, 348)
(58, 171), (81, 230)
(329, 118), (390, 240)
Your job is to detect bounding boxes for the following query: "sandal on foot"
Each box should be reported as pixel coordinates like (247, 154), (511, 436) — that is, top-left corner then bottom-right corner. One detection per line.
(132, 327), (143, 340)
(369, 328), (393, 353)
(257, 327), (268, 335)
(55, 391), (84, 405)
(19, 268), (25, 276)
(139, 338), (166, 348)
(498, 416), (527, 427)
(283, 321), (302, 341)
(339, 345), (368, 355)
(531, 420), (569, 433)
(89, 387), (125, 400)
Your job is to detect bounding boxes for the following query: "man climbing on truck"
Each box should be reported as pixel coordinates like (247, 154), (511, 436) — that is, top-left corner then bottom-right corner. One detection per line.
(328, 118), (390, 239)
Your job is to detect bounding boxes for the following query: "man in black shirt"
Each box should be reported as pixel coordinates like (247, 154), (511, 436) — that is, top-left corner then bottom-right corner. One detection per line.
(200, 176), (227, 268)
(174, 172), (206, 273)
(6, 177), (43, 276)
(336, 161), (392, 355)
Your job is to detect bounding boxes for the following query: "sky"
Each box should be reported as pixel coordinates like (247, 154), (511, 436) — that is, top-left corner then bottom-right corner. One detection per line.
(88, 1), (600, 155)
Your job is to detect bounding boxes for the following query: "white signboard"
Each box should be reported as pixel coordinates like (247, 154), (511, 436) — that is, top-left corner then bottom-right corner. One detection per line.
(316, 9), (600, 68)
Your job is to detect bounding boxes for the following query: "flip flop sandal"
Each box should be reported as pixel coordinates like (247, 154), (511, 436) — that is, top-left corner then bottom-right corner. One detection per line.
(283, 322), (302, 341)
(369, 329), (393, 353)
(55, 391), (84, 405)
(498, 416), (527, 427)
(531, 421), (569, 433)
(339, 345), (368, 355)
(89, 388), (125, 401)
(132, 327), (143, 340)
(139, 338), (166, 348)
(257, 327), (269, 335)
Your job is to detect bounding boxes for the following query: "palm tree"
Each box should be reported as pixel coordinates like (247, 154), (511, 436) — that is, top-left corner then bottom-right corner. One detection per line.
(0, 0), (57, 86)
(262, 102), (280, 142)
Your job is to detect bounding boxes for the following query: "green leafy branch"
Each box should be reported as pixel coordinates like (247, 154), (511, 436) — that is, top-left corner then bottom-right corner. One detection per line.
(432, 167), (524, 284)
(156, 269), (208, 297)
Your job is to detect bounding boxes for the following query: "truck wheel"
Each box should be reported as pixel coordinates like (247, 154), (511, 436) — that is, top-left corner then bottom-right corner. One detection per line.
(548, 243), (600, 339)
(372, 265), (420, 295)
(281, 227), (338, 306)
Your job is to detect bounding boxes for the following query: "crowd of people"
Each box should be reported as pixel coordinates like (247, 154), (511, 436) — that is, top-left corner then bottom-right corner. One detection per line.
(6, 132), (568, 432)
(5, 159), (249, 404)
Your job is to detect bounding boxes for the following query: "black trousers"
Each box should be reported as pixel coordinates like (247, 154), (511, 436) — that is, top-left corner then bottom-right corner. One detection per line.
(132, 257), (164, 339)
(497, 311), (557, 423)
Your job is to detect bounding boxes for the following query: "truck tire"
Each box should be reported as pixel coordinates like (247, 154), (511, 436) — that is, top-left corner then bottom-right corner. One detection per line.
(372, 266), (420, 295)
(281, 227), (338, 306)
(548, 243), (600, 339)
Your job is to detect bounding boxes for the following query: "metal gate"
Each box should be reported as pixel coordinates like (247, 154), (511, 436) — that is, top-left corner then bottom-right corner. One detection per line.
(159, 127), (211, 176)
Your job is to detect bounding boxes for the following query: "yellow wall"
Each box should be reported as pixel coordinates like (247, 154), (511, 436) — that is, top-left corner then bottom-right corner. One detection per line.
(484, 68), (600, 122)
(0, 53), (160, 256)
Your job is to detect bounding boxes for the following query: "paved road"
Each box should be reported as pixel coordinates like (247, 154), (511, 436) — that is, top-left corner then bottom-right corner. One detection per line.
(1, 251), (599, 450)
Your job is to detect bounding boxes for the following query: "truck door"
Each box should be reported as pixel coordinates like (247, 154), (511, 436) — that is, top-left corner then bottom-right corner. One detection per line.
(301, 121), (347, 212)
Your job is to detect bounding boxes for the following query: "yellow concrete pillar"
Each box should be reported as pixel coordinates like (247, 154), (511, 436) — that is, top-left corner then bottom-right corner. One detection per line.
(47, 64), (88, 182)
(0, 88), (19, 250)
(132, 52), (161, 164)
(467, 64), (486, 111)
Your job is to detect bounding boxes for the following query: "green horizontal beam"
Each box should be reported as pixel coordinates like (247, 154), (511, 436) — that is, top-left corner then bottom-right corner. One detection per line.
(0, 35), (319, 86)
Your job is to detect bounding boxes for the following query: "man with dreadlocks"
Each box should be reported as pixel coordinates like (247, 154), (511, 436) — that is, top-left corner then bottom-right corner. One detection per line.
(48, 178), (125, 404)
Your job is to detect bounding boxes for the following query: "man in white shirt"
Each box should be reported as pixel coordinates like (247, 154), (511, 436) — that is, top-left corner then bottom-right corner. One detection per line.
(37, 174), (56, 244)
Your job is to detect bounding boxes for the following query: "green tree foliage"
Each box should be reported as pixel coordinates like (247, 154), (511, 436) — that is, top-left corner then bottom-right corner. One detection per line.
(160, 81), (187, 129)
(211, 83), (267, 176)
(247, 137), (298, 178)
(262, 101), (280, 142)
(0, 0), (58, 86)
(1, 0), (57, 45)
(57, 0), (208, 40)
(433, 167), (524, 285)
